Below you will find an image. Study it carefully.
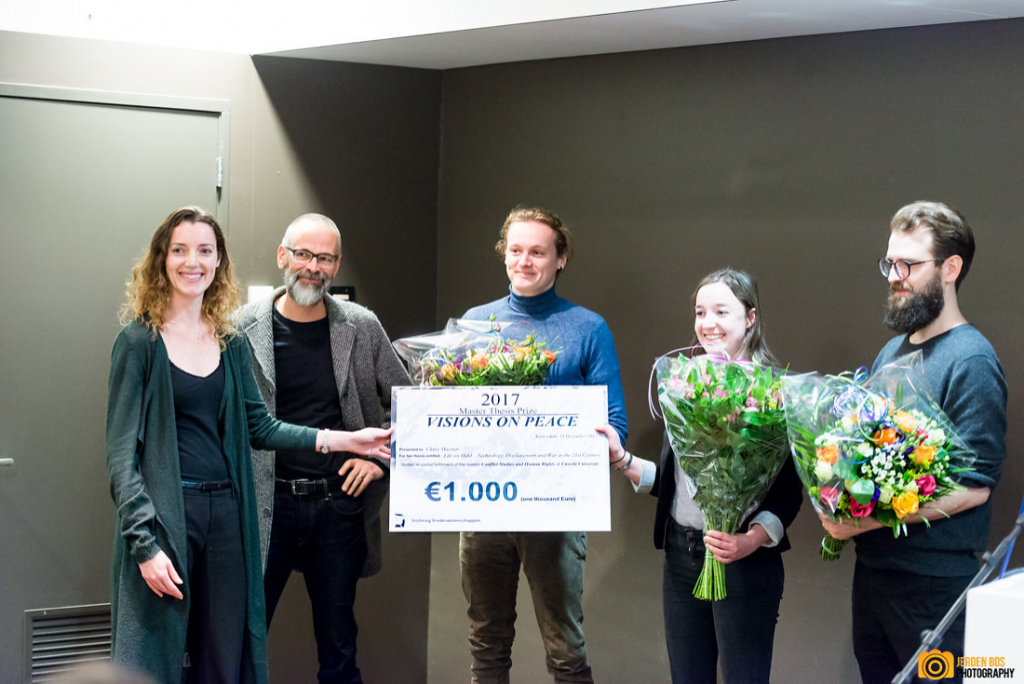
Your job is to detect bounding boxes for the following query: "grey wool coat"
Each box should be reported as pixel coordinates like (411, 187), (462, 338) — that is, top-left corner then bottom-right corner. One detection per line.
(106, 321), (318, 684)
(237, 288), (412, 576)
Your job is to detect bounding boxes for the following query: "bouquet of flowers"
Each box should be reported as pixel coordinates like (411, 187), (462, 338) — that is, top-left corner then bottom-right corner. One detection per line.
(393, 318), (558, 387)
(780, 352), (974, 560)
(655, 351), (789, 600)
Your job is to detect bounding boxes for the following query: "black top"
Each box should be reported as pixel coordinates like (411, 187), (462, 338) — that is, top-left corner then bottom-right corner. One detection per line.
(272, 308), (347, 479)
(651, 431), (804, 555)
(170, 358), (229, 482)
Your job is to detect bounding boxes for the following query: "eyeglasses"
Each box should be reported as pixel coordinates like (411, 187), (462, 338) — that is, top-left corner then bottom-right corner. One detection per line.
(878, 257), (944, 280)
(284, 246), (339, 267)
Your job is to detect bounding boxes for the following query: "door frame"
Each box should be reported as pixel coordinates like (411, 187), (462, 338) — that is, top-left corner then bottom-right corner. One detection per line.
(0, 82), (231, 225)
(0, 81), (232, 682)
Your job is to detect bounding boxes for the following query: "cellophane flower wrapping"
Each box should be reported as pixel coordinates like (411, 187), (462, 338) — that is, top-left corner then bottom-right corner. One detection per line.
(655, 353), (789, 601)
(393, 318), (559, 387)
(779, 351), (975, 561)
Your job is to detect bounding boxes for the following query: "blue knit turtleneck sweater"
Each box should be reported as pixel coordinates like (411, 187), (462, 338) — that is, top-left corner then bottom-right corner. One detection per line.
(463, 286), (628, 445)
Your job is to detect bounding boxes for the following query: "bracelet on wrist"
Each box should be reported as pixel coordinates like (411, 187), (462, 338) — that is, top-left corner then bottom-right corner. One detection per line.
(609, 452), (626, 466)
(614, 452), (634, 471)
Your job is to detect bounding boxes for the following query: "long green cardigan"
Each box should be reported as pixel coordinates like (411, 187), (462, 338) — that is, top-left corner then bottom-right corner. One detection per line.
(106, 321), (317, 683)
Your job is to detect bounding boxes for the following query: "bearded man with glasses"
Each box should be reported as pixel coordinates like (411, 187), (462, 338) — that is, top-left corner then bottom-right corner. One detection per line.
(822, 201), (1007, 684)
(238, 213), (410, 683)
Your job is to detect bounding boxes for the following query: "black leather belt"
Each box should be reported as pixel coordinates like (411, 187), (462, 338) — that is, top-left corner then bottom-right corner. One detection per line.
(181, 480), (232, 491)
(275, 477), (345, 496)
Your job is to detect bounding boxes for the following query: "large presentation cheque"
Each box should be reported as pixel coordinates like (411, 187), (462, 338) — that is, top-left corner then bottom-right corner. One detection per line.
(389, 385), (610, 532)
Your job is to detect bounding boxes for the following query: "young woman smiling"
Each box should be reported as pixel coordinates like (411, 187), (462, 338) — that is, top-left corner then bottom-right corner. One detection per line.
(598, 268), (802, 684)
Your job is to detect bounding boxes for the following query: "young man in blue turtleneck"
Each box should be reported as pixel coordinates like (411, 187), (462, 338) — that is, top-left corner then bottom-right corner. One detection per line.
(458, 207), (628, 684)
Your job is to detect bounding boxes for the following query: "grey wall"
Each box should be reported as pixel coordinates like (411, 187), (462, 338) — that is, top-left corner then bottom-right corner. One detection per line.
(431, 19), (1024, 684)
(0, 31), (439, 683)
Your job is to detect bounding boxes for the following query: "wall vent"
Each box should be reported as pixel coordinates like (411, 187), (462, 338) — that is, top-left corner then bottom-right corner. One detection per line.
(24, 604), (111, 682)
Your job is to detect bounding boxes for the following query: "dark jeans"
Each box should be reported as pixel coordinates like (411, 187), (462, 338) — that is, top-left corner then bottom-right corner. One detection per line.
(182, 486), (247, 684)
(264, 491), (367, 684)
(460, 531), (591, 684)
(663, 519), (784, 684)
(852, 561), (970, 684)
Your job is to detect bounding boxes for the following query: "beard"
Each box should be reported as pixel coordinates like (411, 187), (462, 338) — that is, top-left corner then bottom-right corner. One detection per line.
(284, 267), (332, 307)
(883, 273), (944, 334)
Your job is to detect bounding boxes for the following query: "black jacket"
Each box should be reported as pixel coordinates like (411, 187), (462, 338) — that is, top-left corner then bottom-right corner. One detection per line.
(650, 431), (803, 554)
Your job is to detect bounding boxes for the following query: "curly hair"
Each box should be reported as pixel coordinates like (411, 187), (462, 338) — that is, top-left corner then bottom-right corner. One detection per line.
(119, 206), (240, 346)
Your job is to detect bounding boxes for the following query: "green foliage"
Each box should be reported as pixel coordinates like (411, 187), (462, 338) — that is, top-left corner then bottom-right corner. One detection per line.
(655, 354), (790, 600)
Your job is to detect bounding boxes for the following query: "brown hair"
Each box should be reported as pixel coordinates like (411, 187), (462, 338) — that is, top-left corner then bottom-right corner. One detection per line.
(119, 206), (240, 346)
(691, 268), (778, 366)
(494, 206), (575, 266)
(890, 201), (975, 291)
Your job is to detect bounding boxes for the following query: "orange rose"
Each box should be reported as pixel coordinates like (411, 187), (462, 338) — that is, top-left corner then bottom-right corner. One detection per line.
(816, 444), (839, 465)
(540, 349), (557, 364)
(893, 410), (917, 433)
(872, 428), (898, 446)
(470, 355), (488, 369)
(440, 363), (457, 380)
(513, 347), (529, 362)
(911, 444), (936, 466)
(892, 491), (919, 519)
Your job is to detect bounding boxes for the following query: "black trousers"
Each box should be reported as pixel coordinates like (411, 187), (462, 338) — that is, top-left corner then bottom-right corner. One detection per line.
(182, 486), (247, 684)
(852, 560), (971, 684)
(264, 491), (367, 684)
(662, 519), (784, 684)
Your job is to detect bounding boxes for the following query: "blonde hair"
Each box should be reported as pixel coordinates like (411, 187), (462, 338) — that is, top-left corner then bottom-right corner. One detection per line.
(120, 206), (240, 346)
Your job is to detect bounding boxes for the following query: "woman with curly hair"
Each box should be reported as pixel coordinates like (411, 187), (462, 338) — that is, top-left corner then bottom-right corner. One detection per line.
(106, 206), (391, 684)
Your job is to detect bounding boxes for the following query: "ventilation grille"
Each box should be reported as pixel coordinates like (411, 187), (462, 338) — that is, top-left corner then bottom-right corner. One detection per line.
(24, 604), (111, 682)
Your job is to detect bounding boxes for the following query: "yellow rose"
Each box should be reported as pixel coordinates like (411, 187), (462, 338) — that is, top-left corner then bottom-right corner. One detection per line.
(892, 491), (919, 519)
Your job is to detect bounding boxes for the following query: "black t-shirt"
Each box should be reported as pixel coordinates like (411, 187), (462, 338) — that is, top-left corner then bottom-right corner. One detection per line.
(170, 358), (229, 482)
(272, 308), (347, 479)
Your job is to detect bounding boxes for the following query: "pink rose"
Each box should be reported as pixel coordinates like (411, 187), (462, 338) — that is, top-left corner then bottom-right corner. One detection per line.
(820, 487), (840, 511)
(916, 475), (937, 497)
(745, 396), (759, 409)
(849, 499), (876, 518)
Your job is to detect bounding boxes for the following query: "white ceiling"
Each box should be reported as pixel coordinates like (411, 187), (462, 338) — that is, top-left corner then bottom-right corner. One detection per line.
(269, 0), (1024, 69)
(3, 0), (1023, 69)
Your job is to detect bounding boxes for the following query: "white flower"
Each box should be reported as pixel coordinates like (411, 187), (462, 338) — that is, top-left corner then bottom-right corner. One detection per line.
(814, 461), (834, 482)
(856, 443), (874, 458)
(926, 428), (946, 446)
(906, 481), (919, 494)
(878, 486), (894, 505)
